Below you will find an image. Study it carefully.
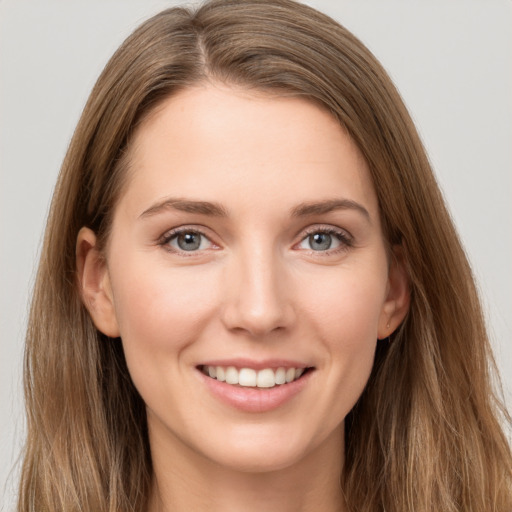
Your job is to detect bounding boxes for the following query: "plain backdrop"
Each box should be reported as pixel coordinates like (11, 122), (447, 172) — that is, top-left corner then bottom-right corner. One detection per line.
(1, 1), (511, 509)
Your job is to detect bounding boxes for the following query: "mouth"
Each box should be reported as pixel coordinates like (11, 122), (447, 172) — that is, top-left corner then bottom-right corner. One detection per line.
(197, 361), (315, 413)
(198, 365), (313, 389)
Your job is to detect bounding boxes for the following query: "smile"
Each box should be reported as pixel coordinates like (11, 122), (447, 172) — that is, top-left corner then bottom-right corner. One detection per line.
(200, 365), (308, 388)
(197, 360), (315, 412)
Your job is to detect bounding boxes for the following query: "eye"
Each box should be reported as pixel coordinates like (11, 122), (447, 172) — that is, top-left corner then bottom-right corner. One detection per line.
(297, 228), (352, 253)
(162, 229), (215, 253)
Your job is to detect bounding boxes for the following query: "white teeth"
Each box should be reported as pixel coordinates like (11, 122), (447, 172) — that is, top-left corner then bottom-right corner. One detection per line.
(285, 368), (296, 383)
(202, 365), (308, 388)
(275, 367), (286, 385)
(216, 366), (226, 382)
(239, 368), (257, 387)
(257, 368), (275, 388)
(225, 366), (239, 385)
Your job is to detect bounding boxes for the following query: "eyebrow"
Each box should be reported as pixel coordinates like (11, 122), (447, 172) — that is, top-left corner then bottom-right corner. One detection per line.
(290, 198), (371, 222)
(139, 197), (370, 222)
(139, 198), (229, 219)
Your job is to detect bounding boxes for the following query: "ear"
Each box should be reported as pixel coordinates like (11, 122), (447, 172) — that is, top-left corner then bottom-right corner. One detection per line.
(76, 227), (120, 338)
(377, 245), (410, 340)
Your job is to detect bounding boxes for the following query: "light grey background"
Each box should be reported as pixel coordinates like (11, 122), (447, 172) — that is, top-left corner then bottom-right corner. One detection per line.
(1, 1), (511, 509)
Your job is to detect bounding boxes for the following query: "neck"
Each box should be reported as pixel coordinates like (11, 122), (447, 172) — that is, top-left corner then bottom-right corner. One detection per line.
(147, 423), (346, 512)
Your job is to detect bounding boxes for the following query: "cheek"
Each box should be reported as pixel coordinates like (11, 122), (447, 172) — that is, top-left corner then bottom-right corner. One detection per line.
(110, 260), (219, 356)
(300, 264), (386, 406)
(303, 263), (388, 342)
(108, 259), (222, 413)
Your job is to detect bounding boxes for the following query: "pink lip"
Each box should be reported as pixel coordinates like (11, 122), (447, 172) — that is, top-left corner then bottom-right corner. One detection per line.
(196, 365), (314, 413)
(197, 358), (310, 371)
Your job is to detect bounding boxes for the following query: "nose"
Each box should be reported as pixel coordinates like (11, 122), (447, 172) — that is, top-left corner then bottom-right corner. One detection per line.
(220, 245), (295, 338)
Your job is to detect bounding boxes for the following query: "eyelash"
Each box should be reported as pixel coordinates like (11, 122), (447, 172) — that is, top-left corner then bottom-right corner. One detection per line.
(159, 226), (216, 256)
(158, 225), (353, 256)
(297, 226), (354, 255)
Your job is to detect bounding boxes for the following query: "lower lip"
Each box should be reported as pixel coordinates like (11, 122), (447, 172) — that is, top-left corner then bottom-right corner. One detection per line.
(198, 369), (313, 413)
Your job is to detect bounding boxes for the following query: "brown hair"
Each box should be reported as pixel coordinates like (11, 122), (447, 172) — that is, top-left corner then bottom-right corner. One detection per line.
(19, 1), (512, 511)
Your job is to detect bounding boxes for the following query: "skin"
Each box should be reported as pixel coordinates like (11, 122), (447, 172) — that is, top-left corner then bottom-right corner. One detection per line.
(77, 83), (409, 512)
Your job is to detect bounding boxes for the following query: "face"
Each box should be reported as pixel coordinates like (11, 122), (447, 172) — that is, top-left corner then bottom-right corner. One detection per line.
(79, 83), (408, 474)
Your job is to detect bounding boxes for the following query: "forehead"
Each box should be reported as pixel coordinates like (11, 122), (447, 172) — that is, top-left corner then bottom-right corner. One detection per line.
(119, 83), (378, 220)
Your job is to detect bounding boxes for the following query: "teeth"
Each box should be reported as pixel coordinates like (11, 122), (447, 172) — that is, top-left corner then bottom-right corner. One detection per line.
(257, 368), (275, 388)
(225, 366), (239, 385)
(216, 366), (226, 382)
(275, 367), (286, 385)
(239, 368), (257, 387)
(202, 365), (308, 388)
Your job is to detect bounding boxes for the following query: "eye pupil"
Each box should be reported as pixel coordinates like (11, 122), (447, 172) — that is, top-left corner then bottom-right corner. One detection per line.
(309, 233), (332, 251)
(177, 232), (201, 251)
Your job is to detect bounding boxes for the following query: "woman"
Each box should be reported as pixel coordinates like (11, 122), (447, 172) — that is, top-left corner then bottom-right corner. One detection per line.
(18, 0), (512, 511)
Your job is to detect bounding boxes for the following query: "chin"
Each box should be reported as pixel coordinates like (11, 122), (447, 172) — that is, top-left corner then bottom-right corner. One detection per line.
(198, 422), (341, 475)
(207, 445), (308, 474)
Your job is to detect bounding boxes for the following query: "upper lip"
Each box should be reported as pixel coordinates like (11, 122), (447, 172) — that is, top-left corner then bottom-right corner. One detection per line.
(197, 358), (312, 371)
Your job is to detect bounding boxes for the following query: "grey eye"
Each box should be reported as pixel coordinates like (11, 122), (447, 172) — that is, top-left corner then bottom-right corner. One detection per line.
(173, 232), (205, 251)
(297, 230), (344, 252)
(308, 232), (333, 251)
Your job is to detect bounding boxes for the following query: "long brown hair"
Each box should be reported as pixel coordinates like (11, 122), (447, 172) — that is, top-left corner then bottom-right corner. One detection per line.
(19, 1), (512, 511)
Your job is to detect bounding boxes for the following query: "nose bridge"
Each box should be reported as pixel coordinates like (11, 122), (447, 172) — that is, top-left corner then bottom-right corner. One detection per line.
(222, 239), (293, 336)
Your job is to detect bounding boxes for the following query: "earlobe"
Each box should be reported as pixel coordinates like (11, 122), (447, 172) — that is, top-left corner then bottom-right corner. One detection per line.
(76, 227), (120, 338)
(378, 245), (410, 340)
